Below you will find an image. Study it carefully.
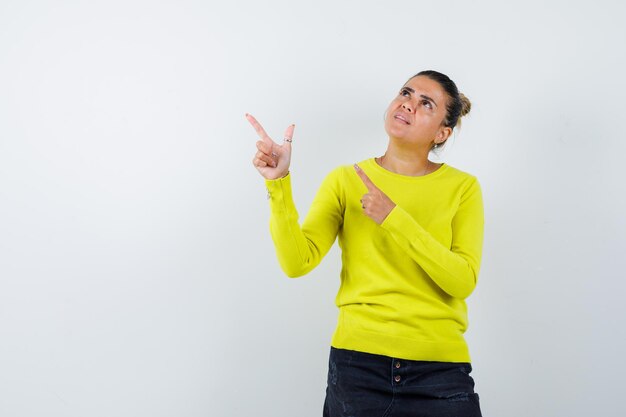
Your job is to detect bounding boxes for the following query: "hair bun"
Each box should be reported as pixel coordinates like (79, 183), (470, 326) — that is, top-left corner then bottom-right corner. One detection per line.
(459, 93), (472, 117)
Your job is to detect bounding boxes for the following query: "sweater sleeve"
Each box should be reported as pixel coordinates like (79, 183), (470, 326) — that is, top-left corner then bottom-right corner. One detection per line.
(265, 169), (344, 277)
(380, 177), (484, 299)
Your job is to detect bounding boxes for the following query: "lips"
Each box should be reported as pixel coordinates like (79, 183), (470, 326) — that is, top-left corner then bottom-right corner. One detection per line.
(394, 113), (410, 124)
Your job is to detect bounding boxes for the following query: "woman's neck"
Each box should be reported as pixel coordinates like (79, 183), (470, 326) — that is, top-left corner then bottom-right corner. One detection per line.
(376, 145), (437, 176)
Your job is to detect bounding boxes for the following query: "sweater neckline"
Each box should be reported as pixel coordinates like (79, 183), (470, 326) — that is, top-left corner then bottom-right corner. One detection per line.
(365, 157), (448, 181)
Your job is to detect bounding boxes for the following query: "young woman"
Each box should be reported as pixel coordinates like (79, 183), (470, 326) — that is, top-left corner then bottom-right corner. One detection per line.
(247, 70), (484, 417)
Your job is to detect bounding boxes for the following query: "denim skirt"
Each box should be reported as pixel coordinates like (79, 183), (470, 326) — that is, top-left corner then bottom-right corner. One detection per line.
(323, 347), (482, 417)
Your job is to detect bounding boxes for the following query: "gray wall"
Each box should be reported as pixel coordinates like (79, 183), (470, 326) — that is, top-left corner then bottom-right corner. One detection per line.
(1, 0), (625, 416)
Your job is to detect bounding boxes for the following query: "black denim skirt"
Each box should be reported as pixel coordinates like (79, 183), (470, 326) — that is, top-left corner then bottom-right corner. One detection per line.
(323, 347), (482, 417)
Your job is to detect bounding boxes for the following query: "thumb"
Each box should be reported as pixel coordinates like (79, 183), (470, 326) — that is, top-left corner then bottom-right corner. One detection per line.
(282, 124), (295, 151)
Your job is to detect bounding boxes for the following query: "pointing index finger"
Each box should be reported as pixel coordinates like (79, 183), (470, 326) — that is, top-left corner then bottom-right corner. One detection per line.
(354, 164), (378, 192)
(245, 113), (275, 145)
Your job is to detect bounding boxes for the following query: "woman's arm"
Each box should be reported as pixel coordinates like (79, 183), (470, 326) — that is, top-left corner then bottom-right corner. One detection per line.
(355, 164), (484, 299)
(247, 113), (343, 277)
(381, 178), (484, 299)
(266, 169), (344, 277)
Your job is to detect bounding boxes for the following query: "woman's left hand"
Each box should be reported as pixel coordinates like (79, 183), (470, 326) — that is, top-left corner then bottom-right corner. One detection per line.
(354, 164), (396, 225)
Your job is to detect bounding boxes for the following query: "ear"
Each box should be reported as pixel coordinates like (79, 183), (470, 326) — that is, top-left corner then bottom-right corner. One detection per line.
(435, 126), (453, 144)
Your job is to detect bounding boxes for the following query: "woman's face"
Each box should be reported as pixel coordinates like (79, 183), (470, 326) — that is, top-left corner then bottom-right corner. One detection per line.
(384, 76), (452, 148)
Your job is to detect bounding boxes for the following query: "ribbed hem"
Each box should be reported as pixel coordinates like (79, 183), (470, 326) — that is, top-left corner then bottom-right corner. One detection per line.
(331, 323), (471, 363)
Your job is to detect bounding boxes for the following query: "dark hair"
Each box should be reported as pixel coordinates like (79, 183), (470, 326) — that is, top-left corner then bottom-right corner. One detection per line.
(410, 70), (471, 130)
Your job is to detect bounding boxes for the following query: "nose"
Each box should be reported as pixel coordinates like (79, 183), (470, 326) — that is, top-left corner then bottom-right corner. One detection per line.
(401, 102), (413, 113)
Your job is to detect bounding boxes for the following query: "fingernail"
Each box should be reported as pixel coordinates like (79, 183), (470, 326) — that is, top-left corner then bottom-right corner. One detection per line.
(354, 164), (360, 170)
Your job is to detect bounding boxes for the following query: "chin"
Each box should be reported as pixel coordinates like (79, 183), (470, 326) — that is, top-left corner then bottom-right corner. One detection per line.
(384, 123), (403, 138)
(385, 126), (411, 141)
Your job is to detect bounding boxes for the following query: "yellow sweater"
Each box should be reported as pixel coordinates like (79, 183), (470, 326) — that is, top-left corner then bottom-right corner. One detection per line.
(265, 158), (484, 363)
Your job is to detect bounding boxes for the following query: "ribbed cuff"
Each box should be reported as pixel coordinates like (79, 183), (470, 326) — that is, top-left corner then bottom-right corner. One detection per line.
(265, 172), (297, 214)
(381, 205), (424, 242)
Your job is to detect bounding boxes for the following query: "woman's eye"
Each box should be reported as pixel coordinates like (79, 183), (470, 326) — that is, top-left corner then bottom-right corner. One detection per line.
(422, 100), (432, 109)
(400, 88), (410, 96)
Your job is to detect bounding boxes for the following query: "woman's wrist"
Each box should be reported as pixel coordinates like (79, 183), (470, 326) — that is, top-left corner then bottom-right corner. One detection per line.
(265, 171), (290, 181)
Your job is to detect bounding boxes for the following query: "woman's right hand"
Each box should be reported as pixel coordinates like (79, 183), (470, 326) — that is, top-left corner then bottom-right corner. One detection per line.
(246, 113), (295, 180)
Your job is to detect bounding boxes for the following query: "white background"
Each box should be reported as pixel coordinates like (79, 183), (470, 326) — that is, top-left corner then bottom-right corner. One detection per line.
(1, 0), (625, 416)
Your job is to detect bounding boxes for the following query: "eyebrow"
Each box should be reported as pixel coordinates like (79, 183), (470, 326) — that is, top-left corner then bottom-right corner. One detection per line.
(402, 86), (438, 108)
